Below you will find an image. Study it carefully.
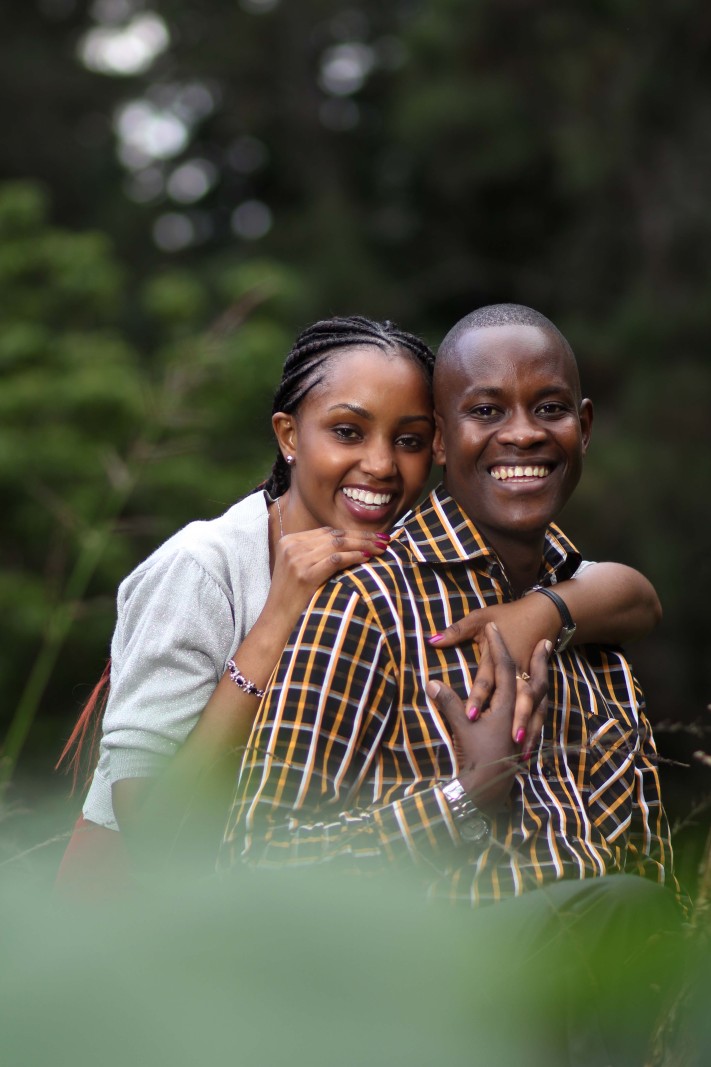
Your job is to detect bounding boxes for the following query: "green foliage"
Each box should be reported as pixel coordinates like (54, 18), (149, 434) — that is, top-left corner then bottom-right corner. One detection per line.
(0, 181), (303, 779)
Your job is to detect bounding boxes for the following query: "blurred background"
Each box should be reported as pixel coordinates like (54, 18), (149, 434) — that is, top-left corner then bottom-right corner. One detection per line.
(1, 0), (709, 888)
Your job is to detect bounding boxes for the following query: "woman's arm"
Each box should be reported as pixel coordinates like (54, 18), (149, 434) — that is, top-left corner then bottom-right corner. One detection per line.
(112, 525), (391, 869)
(427, 563), (662, 752)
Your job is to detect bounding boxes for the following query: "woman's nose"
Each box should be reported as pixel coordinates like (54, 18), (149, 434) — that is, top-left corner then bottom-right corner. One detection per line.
(360, 440), (397, 477)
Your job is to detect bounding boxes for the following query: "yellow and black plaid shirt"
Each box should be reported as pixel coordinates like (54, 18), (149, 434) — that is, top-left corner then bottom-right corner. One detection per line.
(224, 486), (678, 905)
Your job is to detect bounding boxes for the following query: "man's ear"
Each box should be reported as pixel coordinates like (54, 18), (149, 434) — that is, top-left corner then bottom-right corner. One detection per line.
(579, 399), (593, 455)
(433, 412), (446, 467)
(272, 412), (297, 460)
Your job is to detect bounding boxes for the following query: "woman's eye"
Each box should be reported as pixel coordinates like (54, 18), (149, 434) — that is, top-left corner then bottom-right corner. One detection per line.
(396, 434), (425, 450)
(333, 425), (361, 441)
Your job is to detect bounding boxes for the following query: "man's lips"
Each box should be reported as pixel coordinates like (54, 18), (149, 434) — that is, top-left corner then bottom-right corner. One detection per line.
(490, 464), (552, 482)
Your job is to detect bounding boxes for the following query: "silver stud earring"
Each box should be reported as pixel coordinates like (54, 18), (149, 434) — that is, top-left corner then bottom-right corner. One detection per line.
(285, 454), (294, 466)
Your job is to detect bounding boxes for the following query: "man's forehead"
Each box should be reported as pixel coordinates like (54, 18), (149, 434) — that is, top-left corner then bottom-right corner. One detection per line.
(450, 322), (559, 358)
(435, 323), (580, 399)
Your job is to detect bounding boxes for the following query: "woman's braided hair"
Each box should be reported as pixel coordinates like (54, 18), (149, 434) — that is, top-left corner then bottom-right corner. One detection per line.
(262, 315), (435, 497)
(57, 317), (434, 788)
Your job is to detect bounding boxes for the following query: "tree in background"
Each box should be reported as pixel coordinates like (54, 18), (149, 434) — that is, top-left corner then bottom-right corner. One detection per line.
(0, 180), (305, 790)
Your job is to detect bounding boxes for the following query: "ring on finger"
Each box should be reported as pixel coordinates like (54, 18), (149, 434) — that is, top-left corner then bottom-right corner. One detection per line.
(515, 671), (531, 683)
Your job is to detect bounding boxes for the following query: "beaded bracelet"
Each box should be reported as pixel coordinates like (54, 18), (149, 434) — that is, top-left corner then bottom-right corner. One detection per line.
(226, 659), (265, 698)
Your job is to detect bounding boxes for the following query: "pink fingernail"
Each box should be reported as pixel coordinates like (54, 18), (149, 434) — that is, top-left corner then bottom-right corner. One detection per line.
(375, 532), (391, 542)
(467, 706), (479, 721)
(523, 750), (533, 762)
(362, 552), (372, 560)
(427, 634), (443, 645)
(515, 728), (525, 745)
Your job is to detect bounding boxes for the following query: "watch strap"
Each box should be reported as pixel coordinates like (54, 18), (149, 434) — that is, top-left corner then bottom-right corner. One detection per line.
(529, 584), (576, 653)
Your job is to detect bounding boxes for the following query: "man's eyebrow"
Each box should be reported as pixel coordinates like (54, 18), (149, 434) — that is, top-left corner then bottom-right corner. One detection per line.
(465, 384), (575, 399)
(327, 403), (433, 424)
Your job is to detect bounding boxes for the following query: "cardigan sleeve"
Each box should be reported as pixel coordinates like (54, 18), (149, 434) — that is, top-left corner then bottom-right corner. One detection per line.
(103, 549), (236, 784)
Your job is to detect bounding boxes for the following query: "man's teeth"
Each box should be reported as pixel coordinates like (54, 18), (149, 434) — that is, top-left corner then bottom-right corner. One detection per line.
(491, 465), (551, 481)
(342, 487), (393, 508)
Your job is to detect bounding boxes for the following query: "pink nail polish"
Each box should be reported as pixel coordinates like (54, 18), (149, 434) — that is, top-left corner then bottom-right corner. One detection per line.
(467, 706), (479, 721)
(375, 532), (391, 542)
(523, 750), (532, 762)
(427, 634), (443, 645)
(362, 552), (372, 560)
(515, 728), (525, 745)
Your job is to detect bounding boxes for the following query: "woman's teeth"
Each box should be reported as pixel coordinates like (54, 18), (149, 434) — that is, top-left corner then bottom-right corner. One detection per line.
(342, 487), (393, 509)
(491, 465), (551, 481)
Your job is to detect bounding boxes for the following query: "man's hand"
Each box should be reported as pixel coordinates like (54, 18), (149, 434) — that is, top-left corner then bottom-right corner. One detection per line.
(426, 623), (550, 813)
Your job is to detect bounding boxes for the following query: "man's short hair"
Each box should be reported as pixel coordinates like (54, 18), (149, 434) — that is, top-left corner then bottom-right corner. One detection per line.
(438, 303), (574, 363)
(435, 303), (580, 401)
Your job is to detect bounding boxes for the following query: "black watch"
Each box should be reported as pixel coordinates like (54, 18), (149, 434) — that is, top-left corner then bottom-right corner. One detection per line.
(529, 584), (576, 653)
(440, 779), (490, 844)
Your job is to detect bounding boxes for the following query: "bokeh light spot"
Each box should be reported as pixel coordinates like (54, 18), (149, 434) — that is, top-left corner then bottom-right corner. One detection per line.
(231, 200), (273, 240)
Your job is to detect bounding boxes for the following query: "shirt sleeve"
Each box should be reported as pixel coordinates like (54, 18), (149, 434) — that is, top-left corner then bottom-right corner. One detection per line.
(222, 577), (460, 871)
(623, 691), (685, 907)
(104, 549), (235, 784)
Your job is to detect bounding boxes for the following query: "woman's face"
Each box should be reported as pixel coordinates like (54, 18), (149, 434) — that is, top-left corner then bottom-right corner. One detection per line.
(274, 345), (434, 533)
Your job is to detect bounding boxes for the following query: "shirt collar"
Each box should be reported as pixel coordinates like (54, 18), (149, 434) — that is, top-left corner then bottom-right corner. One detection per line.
(398, 484), (583, 584)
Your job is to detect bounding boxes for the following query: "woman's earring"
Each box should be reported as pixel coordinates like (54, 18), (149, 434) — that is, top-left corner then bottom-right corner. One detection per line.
(285, 455), (295, 466)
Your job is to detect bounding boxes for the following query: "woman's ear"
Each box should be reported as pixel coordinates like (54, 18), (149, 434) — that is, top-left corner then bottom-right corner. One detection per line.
(433, 413), (446, 467)
(272, 412), (297, 460)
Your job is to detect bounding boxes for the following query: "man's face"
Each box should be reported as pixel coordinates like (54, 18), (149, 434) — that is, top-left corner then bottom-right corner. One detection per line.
(433, 324), (593, 554)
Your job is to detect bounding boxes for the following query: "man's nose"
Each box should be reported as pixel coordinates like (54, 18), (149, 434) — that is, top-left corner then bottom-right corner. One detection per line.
(497, 408), (547, 448)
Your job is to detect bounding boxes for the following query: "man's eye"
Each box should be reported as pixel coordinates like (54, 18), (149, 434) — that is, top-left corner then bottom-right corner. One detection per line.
(537, 403), (568, 417)
(470, 405), (499, 419)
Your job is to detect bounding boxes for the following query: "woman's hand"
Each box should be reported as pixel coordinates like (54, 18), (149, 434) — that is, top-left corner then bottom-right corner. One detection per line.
(267, 526), (391, 632)
(427, 624), (550, 813)
(429, 598), (558, 746)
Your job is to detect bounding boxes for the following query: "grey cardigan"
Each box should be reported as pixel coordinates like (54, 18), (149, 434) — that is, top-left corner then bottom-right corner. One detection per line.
(83, 492), (272, 830)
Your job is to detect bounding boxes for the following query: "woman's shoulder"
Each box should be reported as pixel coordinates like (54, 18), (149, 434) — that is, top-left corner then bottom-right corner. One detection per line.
(119, 492), (271, 598)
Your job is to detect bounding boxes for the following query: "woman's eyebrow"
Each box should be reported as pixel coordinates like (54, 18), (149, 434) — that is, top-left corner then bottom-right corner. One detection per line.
(327, 403), (433, 425)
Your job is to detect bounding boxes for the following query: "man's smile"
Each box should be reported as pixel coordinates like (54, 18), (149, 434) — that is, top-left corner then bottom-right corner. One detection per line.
(490, 464), (552, 481)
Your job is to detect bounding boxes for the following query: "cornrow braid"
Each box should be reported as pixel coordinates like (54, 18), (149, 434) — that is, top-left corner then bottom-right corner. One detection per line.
(260, 315), (435, 498)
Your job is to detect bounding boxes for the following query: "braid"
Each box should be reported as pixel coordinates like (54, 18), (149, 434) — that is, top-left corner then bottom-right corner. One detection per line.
(260, 315), (434, 497)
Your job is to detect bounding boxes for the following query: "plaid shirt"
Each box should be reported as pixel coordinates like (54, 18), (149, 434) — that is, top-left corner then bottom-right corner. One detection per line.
(223, 486), (678, 905)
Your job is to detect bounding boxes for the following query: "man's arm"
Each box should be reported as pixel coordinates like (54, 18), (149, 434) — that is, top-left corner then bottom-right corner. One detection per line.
(222, 576), (462, 872)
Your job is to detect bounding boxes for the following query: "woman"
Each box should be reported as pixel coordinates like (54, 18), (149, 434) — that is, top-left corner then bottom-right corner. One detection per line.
(56, 315), (661, 889)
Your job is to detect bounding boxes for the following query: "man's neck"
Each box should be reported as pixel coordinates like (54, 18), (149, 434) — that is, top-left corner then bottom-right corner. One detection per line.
(475, 526), (546, 597)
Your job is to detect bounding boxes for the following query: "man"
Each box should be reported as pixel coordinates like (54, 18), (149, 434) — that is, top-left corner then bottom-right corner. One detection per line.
(224, 303), (683, 1063)
(224, 304), (678, 905)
